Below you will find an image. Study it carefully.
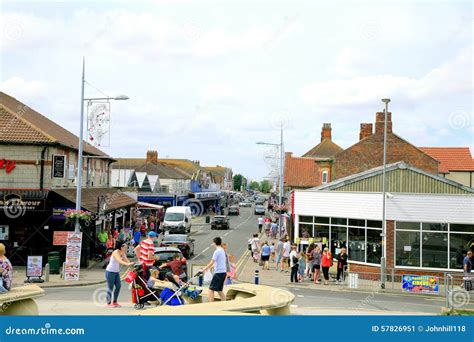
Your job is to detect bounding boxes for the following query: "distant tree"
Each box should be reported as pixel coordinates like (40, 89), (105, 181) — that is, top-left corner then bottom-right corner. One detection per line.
(233, 174), (247, 191)
(249, 181), (260, 191)
(260, 180), (272, 193)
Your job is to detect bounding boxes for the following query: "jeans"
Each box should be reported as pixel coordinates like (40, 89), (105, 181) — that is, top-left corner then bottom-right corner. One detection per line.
(337, 267), (345, 281)
(322, 267), (330, 280)
(105, 271), (121, 304)
(290, 265), (298, 283)
(0, 283), (8, 293)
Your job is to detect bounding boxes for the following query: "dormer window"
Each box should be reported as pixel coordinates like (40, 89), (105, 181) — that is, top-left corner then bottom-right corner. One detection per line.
(322, 170), (328, 184)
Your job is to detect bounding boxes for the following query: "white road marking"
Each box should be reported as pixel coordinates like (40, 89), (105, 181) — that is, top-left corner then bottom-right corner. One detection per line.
(297, 295), (305, 298)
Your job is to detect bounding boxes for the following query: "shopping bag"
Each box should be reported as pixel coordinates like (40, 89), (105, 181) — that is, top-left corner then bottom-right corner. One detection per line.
(203, 270), (213, 283)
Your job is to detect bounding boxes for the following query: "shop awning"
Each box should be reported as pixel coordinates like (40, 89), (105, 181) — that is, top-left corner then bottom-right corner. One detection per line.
(52, 188), (137, 213)
(136, 201), (164, 209)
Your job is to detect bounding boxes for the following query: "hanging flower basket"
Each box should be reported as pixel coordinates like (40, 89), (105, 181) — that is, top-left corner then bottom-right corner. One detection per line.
(64, 209), (92, 225)
(273, 204), (288, 214)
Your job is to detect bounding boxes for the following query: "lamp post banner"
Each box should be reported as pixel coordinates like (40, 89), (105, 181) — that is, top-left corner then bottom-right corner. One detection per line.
(87, 100), (111, 147)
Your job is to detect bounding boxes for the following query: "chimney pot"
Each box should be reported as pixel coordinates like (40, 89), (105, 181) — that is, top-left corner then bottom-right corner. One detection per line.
(321, 123), (332, 142)
(146, 150), (158, 164)
(375, 111), (392, 135)
(359, 123), (373, 140)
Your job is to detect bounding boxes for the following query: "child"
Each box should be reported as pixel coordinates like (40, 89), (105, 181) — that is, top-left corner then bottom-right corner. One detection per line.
(270, 243), (275, 262)
(297, 251), (306, 282)
(225, 254), (237, 285)
(147, 269), (161, 289)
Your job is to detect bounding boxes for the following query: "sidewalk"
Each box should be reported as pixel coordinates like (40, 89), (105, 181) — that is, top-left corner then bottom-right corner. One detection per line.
(11, 260), (106, 289)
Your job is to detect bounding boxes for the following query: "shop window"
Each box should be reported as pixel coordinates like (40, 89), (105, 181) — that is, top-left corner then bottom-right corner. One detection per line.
(299, 216), (313, 223)
(367, 220), (382, 228)
(422, 223), (448, 231)
(331, 217), (347, 226)
(396, 221), (420, 230)
(314, 225), (330, 249)
(331, 226), (347, 256)
(396, 231), (420, 267)
(299, 224), (313, 238)
(349, 218), (365, 227)
(422, 232), (448, 269)
(348, 228), (365, 262)
(315, 217), (330, 224)
(366, 229), (382, 264)
(450, 224), (474, 232)
(450, 233), (474, 270)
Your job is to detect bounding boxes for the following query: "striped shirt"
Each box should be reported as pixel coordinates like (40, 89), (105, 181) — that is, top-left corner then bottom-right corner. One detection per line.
(139, 238), (155, 267)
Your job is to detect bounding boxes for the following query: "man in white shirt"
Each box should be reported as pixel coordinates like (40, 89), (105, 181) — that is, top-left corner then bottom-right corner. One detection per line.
(281, 238), (291, 272)
(202, 237), (227, 302)
(257, 216), (264, 233)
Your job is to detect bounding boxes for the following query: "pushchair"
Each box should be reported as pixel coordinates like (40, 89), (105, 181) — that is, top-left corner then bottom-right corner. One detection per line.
(159, 271), (203, 306)
(125, 263), (162, 309)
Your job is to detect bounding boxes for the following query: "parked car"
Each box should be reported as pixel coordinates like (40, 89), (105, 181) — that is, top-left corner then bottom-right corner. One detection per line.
(255, 197), (265, 205)
(254, 205), (266, 215)
(228, 205), (240, 215)
(159, 234), (195, 258)
(239, 201), (252, 207)
(211, 215), (230, 230)
(153, 247), (188, 280)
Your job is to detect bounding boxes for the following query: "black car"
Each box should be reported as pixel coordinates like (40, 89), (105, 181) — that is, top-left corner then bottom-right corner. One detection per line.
(159, 234), (195, 258)
(153, 247), (188, 280)
(211, 215), (230, 230)
(228, 206), (240, 215)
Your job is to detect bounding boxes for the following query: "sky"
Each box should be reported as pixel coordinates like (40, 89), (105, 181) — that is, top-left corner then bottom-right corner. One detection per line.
(1, 0), (473, 181)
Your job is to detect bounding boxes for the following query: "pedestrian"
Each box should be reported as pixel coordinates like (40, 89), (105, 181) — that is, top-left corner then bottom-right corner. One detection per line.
(281, 238), (291, 273)
(321, 247), (333, 285)
(225, 254), (237, 285)
(289, 245), (299, 283)
(0, 243), (13, 293)
(298, 251), (306, 282)
(106, 233), (115, 250)
(97, 228), (108, 248)
(270, 242), (275, 262)
(134, 231), (158, 268)
(105, 241), (133, 307)
(133, 227), (141, 246)
(336, 247), (348, 284)
(257, 216), (263, 234)
(463, 251), (473, 290)
(249, 234), (260, 263)
(271, 222), (278, 238)
(275, 238), (284, 271)
(201, 237), (227, 302)
(261, 241), (271, 270)
(312, 246), (322, 284)
(159, 254), (186, 282)
(117, 228), (125, 242)
(305, 243), (315, 278)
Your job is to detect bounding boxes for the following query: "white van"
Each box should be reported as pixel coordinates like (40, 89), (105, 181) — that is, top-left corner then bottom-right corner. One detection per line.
(163, 206), (192, 234)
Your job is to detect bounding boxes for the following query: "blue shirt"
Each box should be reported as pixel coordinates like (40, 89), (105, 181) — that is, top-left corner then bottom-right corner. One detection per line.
(133, 231), (141, 244)
(262, 245), (271, 256)
(464, 256), (472, 273)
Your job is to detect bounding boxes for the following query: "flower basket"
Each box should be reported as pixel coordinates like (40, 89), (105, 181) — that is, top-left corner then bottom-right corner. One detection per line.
(64, 209), (92, 225)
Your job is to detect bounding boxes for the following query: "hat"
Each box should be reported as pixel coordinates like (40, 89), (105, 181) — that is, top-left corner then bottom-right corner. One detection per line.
(148, 231), (157, 237)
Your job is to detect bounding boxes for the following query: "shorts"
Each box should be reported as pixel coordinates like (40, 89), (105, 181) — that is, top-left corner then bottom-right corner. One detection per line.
(261, 255), (270, 261)
(276, 254), (281, 263)
(312, 264), (320, 271)
(209, 272), (227, 292)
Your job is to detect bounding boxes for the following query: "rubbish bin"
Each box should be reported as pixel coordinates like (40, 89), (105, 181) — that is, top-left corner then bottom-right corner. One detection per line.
(205, 216), (210, 224)
(48, 251), (60, 274)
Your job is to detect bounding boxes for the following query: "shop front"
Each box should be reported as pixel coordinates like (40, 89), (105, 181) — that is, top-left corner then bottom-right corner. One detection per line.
(190, 191), (221, 214)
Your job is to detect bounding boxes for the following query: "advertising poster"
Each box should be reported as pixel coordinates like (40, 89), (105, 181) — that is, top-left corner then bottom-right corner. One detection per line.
(26, 255), (43, 278)
(53, 231), (69, 246)
(402, 275), (439, 293)
(64, 232), (82, 281)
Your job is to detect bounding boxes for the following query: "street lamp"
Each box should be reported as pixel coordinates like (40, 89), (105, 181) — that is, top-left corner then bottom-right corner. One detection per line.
(75, 58), (129, 232)
(380, 98), (391, 289)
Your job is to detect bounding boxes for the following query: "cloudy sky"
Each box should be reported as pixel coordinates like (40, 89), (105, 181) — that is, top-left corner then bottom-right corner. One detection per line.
(1, 0), (472, 180)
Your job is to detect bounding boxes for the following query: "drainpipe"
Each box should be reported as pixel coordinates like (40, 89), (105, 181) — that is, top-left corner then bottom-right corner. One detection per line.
(39, 146), (47, 190)
(107, 160), (113, 187)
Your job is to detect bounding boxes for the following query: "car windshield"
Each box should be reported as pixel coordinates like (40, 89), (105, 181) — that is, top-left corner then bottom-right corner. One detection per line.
(256, 205), (264, 209)
(154, 251), (181, 261)
(213, 217), (226, 222)
(165, 212), (184, 221)
(163, 235), (186, 242)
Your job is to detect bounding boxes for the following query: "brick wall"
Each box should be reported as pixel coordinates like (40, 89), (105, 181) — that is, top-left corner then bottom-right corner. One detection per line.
(332, 133), (439, 180)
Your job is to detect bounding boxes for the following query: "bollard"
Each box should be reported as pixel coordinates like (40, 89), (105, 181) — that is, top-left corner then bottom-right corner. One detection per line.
(198, 273), (204, 287)
(254, 269), (259, 285)
(44, 263), (50, 282)
(60, 262), (66, 279)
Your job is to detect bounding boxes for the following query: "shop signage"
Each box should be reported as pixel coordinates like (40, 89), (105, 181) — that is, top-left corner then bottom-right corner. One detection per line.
(0, 194), (45, 212)
(402, 275), (439, 293)
(26, 255), (43, 278)
(64, 232), (82, 281)
(0, 159), (15, 173)
(53, 231), (69, 246)
(52, 155), (66, 178)
(52, 207), (73, 220)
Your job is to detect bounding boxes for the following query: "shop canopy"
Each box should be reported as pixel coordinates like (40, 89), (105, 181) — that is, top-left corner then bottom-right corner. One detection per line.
(136, 201), (164, 209)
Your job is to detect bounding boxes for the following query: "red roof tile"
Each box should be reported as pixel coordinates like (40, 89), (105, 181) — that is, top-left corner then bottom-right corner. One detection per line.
(284, 153), (321, 188)
(419, 147), (474, 172)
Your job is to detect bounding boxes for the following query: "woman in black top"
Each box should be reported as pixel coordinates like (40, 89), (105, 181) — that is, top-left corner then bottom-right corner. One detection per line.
(336, 247), (348, 284)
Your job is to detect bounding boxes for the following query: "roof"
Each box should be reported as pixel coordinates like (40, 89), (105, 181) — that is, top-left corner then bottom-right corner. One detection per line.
(302, 138), (343, 159)
(0, 92), (109, 157)
(158, 159), (201, 179)
(284, 154), (320, 188)
(419, 147), (474, 172)
(52, 188), (137, 213)
(202, 166), (228, 177)
(112, 161), (189, 180)
(311, 161), (474, 194)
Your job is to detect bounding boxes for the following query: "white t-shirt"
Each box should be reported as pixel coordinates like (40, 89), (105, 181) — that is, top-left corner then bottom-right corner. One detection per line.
(212, 247), (227, 273)
(249, 238), (260, 252)
(258, 217), (263, 225)
(290, 250), (298, 268)
(283, 242), (290, 257)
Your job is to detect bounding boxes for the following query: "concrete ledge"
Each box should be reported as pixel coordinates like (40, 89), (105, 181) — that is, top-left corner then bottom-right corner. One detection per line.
(0, 285), (45, 315)
(139, 283), (295, 316)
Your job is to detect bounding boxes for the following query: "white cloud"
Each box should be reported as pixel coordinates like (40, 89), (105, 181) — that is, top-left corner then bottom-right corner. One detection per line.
(0, 77), (50, 101)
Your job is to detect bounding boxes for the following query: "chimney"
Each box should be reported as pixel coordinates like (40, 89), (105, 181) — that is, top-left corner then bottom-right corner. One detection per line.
(321, 123), (332, 142)
(146, 150), (158, 164)
(359, 123), (373, 140)
(375, 112), (392, 135)
(285, 152), (293, 159)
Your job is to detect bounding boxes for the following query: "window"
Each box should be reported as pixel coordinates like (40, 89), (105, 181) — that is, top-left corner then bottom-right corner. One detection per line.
(396, 231), (420, 267)
(331, 226), (347, 256)
(450, 234), (474, 270)
(450, 224), (474, 232)
(366, 229), (382, 264)
(367, 220), (382, 228)
(299, 216), (313, 223)
(331, 217), (347, 226)
(322, 170), (328, 184)
(315, 217), (330, 224)
(314, 225), (329, 249)
(349, 219), (365, 227)
(397, 222), (420, 230)
(422, 223), (448, 231)
(348, 228), (365, 262)
(299, 224), (312, 238)
(422, 232), (448, 269)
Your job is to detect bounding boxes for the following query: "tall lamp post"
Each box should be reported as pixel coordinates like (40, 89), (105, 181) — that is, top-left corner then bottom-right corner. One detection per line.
(75, 58), (129, 232)
(257, 123), (284, 234)
(380, 98), (391, 288)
